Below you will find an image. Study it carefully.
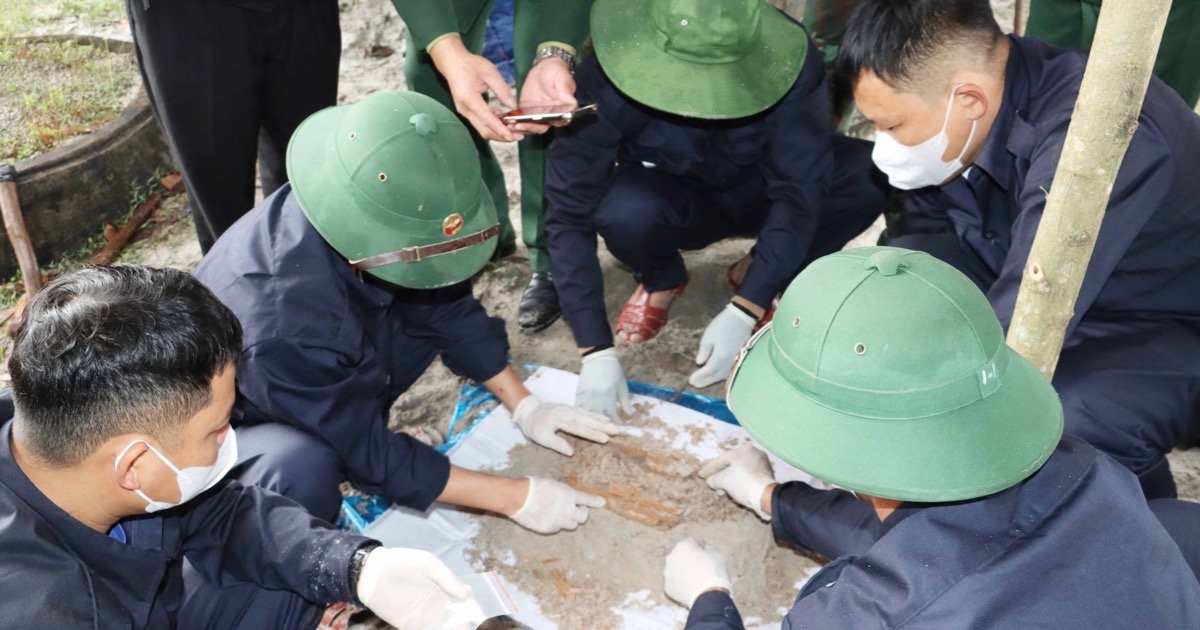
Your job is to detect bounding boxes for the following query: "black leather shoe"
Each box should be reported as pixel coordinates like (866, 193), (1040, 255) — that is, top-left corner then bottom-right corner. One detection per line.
(518, 271), (561, 332)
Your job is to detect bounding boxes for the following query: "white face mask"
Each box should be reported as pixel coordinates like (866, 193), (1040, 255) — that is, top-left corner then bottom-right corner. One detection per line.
(114, 429), (239, 513)
(871, 84), (978, 190)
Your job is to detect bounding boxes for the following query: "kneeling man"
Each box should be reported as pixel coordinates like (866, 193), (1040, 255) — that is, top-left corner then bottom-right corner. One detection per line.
(195, 91), (615, 534)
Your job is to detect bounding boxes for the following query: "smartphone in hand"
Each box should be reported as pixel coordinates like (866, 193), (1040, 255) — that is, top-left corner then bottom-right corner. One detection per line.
(502, 103), (598, 124)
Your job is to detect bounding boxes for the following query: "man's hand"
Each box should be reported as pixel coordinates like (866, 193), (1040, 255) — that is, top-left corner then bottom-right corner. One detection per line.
(509, 477), (604, 533)
(428, 35), (520, 142)
(356, 547), (470, 629)
(663, 538), (733, 609)
(689, 303), (756, 388)
(698, 443), (776, 521)
(576, 348), (632, 421)
(510, 57), (578, 136)
(512, 395), (623, 456)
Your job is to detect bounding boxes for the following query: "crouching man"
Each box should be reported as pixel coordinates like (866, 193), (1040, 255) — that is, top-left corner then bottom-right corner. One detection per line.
(663, 248), (1200, 628)
(546, 0), (889, 419)
(0, 265), (471, 629)
(194, 91), (613, 535)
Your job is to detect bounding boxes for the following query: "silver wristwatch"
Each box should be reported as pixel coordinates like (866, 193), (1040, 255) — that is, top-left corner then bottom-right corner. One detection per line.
(533, 45), (575, 71)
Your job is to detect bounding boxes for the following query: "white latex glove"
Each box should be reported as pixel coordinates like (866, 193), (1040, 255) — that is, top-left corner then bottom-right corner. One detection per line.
(510, 477), (605, 534)
(689, 304), (756, 388)
(512, 395), (623, 456)
(663, 538), (733, 609)
(356, 547), (470, 630)
(576, 348), (632, 421)
(698, 444), (776, 521)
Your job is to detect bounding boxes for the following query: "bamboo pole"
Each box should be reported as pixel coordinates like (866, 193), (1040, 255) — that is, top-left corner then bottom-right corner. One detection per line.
(1013, 0), (1027, 36)
(0, 165), (43, 295)
(1006, 0), (1171, 379)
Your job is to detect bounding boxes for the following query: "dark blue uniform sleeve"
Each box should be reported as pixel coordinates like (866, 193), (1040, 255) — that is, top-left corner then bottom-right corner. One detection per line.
(685, 590), (745, 630)
(545, 57), (651, 349)
(237, 337), (451, 510)
(771, 482), (883, 560)
(393, 284), (509, 384)
(180, 481), (374, 604)
(987, 120), (1172, 341)
(736, 40), (833, 309)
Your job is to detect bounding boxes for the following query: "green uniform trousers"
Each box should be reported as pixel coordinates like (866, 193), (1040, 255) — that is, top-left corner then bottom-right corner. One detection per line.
(402, 0), (576, 272)
(1027, 0), (1200, 107)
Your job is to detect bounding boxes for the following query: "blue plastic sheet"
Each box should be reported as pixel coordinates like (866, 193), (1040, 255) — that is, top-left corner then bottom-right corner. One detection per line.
(337, 366), (736, 532)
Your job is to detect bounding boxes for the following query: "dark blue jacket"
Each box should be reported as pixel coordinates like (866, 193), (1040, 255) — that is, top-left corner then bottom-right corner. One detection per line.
(193, 187), (510, 510)
(687, 437), (1200, 628)
(545, 37), (834, 349)
(0, 421), (367, 628)
(903, 35), (1200, 345)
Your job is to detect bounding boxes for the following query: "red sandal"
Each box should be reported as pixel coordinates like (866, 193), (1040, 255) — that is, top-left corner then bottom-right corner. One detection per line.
(615, 281), (687, 345)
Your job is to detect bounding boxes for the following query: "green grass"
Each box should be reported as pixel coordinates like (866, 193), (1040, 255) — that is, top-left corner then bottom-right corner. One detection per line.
(0, 38), (138, 161)
(0, 0), (124, 39)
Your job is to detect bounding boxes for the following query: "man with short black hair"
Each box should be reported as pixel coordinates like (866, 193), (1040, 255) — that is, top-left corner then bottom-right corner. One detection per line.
(0, 265), (473, 629)
(838, 0), (1200, 499)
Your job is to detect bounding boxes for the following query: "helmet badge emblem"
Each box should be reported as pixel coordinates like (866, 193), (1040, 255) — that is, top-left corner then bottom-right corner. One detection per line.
(442, 213), (464, 236)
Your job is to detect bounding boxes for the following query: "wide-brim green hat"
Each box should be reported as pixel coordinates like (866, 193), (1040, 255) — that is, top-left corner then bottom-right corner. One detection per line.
(727, 247), (1063, 502)
(592, 0), (808, 119)
(287, 91), (498, 289)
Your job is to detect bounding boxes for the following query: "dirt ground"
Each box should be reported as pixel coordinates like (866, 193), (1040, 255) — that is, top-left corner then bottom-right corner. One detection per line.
(6, 0), (1200, 626)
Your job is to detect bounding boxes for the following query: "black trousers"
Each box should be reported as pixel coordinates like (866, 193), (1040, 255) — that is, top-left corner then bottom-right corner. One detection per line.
(232, 323), (444, 523)
(593, 135), (888, 295)
(125, 0), (340, 251)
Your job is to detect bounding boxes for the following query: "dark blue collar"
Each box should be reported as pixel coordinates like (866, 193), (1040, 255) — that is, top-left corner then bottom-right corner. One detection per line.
(971, 36), (1044, 190)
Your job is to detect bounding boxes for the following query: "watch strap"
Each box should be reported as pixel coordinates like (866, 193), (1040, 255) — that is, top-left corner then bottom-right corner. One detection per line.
(348, 542), (382, 606)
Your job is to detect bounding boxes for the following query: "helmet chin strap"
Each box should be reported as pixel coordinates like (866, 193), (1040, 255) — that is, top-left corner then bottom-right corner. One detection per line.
(350, 224), (501, 268)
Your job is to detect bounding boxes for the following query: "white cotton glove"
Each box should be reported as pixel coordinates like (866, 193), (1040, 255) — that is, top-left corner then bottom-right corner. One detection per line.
(576, 348), (632, 421)
(663, 538), (733, 609)
(689, 304), (756, 388)
(510, 477), (605, 534)
(698, 443), (775, 521)
(356, 547), (470, 630)
(512, 395), (624, 456)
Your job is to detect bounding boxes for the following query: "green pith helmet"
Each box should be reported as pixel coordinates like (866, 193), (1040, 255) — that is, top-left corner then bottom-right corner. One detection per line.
(727, 247), (1063, 502)
(591, 0), (808, 119)
(286, 91), (498, 289)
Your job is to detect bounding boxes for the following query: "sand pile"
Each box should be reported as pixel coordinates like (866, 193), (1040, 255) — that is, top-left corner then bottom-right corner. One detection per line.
(466, 403), (824, 628)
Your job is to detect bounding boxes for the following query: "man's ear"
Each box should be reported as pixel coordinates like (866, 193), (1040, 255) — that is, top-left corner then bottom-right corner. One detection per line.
(955, 82), (990, 121)
(112, 439), (148, 491)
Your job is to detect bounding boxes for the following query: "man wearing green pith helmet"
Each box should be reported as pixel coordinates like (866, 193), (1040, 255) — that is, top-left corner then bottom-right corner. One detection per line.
(662, 247), (1200, 628)
(545, 0), (889, 423)
(194, 91), (620, 539)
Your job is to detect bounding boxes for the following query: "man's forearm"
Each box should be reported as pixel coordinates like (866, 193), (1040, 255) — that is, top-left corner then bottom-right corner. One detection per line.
(436, 465), (529, 516)
(483, 365), (532, 412)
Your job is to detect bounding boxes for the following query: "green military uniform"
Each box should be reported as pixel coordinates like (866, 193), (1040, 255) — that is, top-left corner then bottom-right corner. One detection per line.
(1026, 0), (1200, 107)
(391, 0), (594, 274)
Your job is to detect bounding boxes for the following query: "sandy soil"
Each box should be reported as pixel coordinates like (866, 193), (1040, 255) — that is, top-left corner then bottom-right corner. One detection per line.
(467, 402), (823, 629)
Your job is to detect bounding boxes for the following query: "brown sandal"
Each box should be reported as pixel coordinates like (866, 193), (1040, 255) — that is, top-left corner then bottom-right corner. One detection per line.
(615, 282), (688, 344)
